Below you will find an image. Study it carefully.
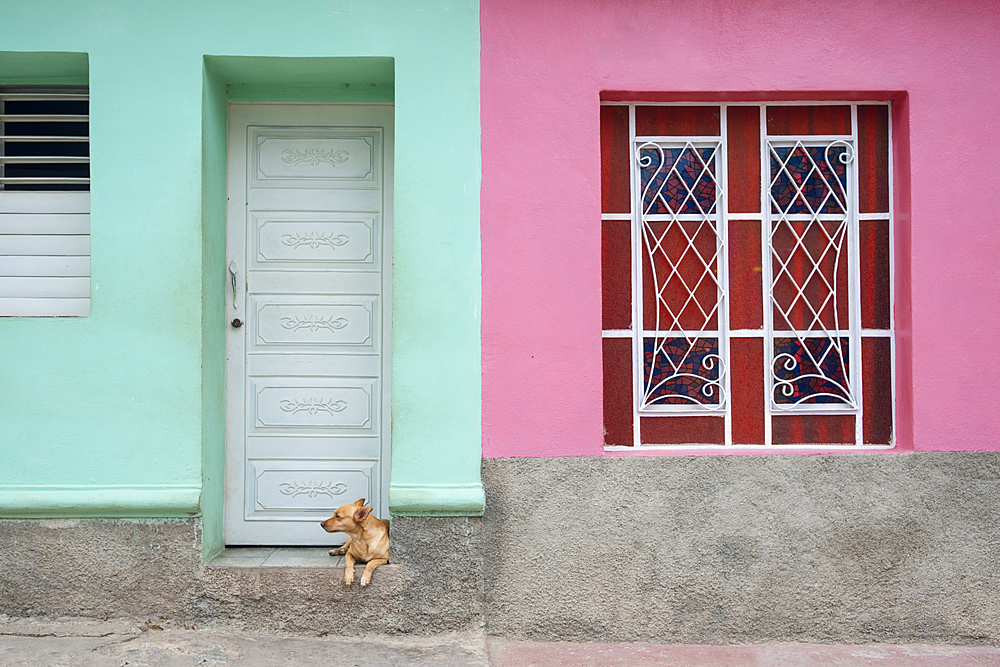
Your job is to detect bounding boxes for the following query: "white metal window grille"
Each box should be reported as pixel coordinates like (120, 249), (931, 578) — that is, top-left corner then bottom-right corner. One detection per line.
(601, 102), (894, 449)
(635, 141), (728, 412)
(766, 139), (858, 411)
(0, 86), (90, 317)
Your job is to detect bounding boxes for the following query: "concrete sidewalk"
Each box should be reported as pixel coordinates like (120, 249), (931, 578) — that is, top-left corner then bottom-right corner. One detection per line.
(2, 616), (1000, 666)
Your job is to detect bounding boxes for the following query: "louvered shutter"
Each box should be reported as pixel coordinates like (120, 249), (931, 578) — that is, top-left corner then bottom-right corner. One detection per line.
(0, 87), (90, 316)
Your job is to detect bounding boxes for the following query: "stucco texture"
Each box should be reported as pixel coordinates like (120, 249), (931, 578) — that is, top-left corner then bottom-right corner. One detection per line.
(0, 517), (484, 635)
(481, 453), (1000, 644)
(480, 0), (1000, 456)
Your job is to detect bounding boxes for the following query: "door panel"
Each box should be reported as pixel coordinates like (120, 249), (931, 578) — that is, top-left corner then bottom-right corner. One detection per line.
(225, 104), (392, 545)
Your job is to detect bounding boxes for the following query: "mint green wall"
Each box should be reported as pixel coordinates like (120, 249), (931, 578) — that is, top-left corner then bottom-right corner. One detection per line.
(0, 2), (483, 535)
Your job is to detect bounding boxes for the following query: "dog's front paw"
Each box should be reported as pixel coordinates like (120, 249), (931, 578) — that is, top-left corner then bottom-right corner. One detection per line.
(344, 571), (354, 586)
(360, 575), (370, 587)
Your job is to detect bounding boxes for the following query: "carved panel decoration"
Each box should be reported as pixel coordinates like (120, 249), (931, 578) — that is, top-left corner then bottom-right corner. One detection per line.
(250, 460), (377, 515)
(250, 127), (380, 188)
(255, 216), (376, 265)
(254, 298), (376, 349)
(253, 380), (375, 430)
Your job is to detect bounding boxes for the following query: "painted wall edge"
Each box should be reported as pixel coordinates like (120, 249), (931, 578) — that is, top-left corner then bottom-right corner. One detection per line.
(388, 483), (485, 516)
(0, 486), (201, 518)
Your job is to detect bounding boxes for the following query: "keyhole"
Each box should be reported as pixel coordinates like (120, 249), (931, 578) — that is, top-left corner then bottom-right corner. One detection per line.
(232, 318), (243, 328)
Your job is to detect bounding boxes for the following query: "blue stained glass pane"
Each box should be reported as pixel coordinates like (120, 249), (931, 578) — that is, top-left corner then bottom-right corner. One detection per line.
(643, 337), (720, 405)
(770, 145), (848, 215)
(640, 147), (717, 215)
(773, 337), (850, 404)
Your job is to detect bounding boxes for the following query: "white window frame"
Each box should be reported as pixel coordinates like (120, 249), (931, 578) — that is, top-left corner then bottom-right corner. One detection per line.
(602, 101), (895, 450)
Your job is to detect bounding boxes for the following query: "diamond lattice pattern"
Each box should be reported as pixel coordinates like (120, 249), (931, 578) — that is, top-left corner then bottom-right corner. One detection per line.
(768, 142), (855, 407)
(637, 143), (726, 408)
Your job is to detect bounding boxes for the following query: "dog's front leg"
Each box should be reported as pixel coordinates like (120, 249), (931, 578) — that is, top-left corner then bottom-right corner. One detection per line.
(343, 553), (356, 586)
(330, 536), (352, 556)
(360, 558), (388, 587)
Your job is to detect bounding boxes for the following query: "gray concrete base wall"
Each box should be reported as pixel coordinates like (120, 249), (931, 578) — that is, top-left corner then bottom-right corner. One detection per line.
(481, 452), (1000, 644)
(0, 517), (483, 635)
(3, 452), (999, 643)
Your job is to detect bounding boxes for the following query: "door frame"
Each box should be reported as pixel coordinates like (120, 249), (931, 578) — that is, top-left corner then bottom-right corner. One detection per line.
(223, 102), (393, 545)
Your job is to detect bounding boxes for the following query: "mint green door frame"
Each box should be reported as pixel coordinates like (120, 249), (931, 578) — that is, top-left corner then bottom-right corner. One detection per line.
(201, 56), (484, 556)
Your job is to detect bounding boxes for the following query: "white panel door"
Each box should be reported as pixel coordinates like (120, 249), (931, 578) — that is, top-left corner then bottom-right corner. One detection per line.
(224, 104), (392, 545)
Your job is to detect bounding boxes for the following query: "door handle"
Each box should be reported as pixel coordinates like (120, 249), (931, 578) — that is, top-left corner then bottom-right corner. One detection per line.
(229, 260), (239, 310)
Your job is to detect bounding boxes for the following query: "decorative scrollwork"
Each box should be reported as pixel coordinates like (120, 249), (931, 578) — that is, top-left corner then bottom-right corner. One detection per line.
(280, 232), (349, 249)
(826, 140), (856, 165)
(771, 338), (854, 408)
(278, 398), (348, 415)
(643, 338), (728, 409)
(278, 481), (348, 498)
(280, 148), (349, 167)
(280, 315), (348, 333)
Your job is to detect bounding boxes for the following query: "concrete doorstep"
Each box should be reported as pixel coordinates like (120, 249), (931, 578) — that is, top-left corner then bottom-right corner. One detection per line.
(2, 616), (1000, 666)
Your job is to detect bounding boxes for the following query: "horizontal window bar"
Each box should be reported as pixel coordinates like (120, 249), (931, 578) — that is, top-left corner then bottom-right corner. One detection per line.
(634, 136), (722, 143)
(0, 178), (90, 184)
(726, 330), (893, 337)
(766, 135), (854, 143)
(600, 101), (889, 108)
(769, 406), (859, 415)
(0, 94), (88, 100)
(770, 214), (855, 221)
(605, 444), (894, 451)
(0, 115), (88, 122)
(639, 407), (728, 416)
(0, 135), (89, 142)
(642, 214), (720, 221)
(0, 157), (89, 164)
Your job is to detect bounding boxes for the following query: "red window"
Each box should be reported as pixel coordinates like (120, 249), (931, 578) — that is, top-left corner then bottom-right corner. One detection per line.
(602, 103), (893, 448)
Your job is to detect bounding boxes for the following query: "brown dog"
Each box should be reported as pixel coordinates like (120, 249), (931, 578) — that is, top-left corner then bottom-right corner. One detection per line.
(320, 498), (389, 587)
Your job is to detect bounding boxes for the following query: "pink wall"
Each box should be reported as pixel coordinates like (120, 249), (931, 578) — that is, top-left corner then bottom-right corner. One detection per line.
(481, 0), (1000, 457)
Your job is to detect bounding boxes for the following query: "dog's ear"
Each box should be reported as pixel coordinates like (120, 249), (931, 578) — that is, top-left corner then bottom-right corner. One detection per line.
(353, 498), (366, 507)
(354, 506), (373, 522)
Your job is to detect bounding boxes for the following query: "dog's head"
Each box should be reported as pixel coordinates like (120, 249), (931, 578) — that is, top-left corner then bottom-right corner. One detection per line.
(320, 498), (373, 533)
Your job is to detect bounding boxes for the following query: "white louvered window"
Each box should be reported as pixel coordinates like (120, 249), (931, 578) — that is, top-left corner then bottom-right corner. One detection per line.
(0, 86), (90, 317)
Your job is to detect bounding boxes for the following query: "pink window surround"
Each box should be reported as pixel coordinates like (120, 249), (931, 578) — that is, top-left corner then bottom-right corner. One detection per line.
(480, 0), (1000, 457)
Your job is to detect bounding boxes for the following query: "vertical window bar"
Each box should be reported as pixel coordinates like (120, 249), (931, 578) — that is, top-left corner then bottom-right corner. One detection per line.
(849, 104), (864, 444)
(887, 102), (897, 445)
(760, 105), (772, 445)
(629, 104), (641, 448)
(719, 105), (732, 445)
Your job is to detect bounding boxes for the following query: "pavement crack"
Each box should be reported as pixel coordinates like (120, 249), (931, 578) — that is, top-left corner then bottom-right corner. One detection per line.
(90, 633), (144, 651)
